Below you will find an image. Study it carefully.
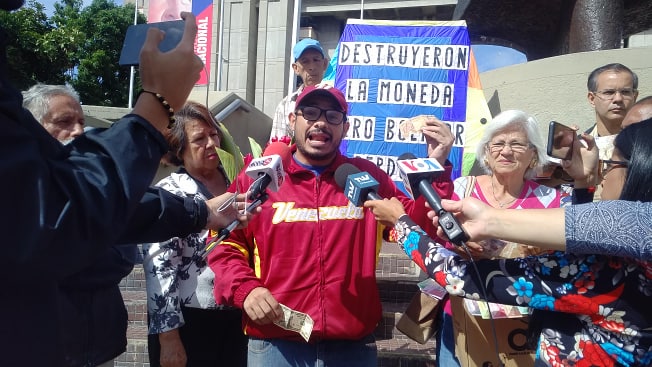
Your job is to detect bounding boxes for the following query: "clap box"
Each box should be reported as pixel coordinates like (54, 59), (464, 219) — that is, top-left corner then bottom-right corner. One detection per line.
(451, 296), (535, 367)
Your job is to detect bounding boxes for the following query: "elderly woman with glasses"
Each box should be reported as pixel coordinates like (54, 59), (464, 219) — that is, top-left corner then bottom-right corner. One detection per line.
(430, 109), (596, 366)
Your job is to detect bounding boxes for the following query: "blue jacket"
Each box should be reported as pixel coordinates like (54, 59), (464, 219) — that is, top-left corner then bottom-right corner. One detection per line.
(0, 27), (205, 366)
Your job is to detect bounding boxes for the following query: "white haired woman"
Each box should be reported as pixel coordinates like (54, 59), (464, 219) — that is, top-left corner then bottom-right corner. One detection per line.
(436, 109), (561, 366)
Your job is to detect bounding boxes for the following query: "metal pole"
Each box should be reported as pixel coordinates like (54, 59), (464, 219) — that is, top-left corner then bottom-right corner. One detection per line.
(128, 0), (138, 108)
(217, 0), (225, 91)
(287, 0), (301, 97)
(360, 0), (364, 19)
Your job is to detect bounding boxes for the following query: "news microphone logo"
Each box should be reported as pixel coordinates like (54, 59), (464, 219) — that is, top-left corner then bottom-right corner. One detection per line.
(396, 157), (444, 199)
(345, 171), (381, 206)
(245, 154), (285, 193)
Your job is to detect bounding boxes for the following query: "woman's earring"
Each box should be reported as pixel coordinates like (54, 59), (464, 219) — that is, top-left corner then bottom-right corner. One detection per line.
(530, 159), (537, 168)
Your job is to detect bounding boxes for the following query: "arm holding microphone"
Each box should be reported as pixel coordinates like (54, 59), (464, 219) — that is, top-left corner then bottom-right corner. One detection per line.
(332, 153), (454, 241)
(431, 197), (652, 261)
(396, 153), (468, 245)
(397, 115), (457, 233)
(204, 192), (257, 231)
(334, 155), (463, 245)
(116, 189), (253, 244)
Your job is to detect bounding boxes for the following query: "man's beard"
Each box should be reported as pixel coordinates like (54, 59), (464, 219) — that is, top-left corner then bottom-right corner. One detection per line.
(294, 135), (341, 164)
(1, 0), (25, 11)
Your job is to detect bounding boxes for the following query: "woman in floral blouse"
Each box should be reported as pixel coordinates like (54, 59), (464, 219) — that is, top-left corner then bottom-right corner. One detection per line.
(142, 102), (247, 367)
(364, 120), (652, 367)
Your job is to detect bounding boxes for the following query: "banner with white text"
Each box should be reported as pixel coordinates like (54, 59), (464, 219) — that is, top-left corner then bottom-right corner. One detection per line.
(147, 0), (212, 85)
(334, 19), (471, 182)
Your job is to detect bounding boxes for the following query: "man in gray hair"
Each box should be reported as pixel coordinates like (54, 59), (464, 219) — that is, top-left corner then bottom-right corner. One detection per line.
(23, 83), (85, 144)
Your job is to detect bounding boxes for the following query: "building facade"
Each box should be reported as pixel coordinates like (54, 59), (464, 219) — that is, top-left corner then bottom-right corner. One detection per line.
(137, 0), (652, 122)
(139, 0), (457, 119)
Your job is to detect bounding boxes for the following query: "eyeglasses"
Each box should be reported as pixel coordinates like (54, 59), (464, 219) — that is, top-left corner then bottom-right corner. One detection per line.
(599, 159), (628, 179)
(487, 141), (532, 153)
(296, 106), (346, 125)
(591, 88), (637, 101)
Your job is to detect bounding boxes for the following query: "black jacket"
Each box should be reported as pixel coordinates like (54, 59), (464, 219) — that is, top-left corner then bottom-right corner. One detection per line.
(59, 244), (137, 367)
(0, 26), (206, 366)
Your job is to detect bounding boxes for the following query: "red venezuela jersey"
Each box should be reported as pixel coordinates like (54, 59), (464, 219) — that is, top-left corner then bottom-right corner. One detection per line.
(207, 149), (452, 341)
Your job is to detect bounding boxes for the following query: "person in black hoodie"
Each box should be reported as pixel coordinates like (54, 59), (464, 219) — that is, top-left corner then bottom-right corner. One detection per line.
(0, 5), (248, 366)
(22, 83), (135, 367)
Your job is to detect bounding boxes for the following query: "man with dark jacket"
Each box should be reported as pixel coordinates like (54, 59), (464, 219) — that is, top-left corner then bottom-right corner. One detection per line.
(0, 4), (233, 366)
(22, 83), (137, 367)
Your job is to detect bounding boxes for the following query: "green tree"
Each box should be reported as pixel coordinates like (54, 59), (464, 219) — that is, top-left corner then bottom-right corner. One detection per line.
(0, 0), (74, 90)
(64, 0), (146, 106)
(1, 0), (145, 105)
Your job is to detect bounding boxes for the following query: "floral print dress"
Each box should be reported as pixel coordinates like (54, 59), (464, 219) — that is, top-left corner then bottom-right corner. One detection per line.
(142, 170), (229, 335)
(394, 215), (652, 367)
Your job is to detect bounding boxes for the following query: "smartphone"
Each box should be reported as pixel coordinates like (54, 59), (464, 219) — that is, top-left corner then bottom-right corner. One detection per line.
(119, 20), (185, 66)
(546, 121), (576, 160)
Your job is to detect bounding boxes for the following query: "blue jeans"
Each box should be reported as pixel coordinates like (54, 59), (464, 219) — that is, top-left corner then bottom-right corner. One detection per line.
(436, 312), (461, 367)
(247, 334), (377, 367)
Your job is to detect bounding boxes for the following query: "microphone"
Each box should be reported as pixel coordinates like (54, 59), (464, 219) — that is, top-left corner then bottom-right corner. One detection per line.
(397, 153), (468, 246)
(245, 142), (292, 200)
(201, 142), (292, 259)
(334, 163), (382, 206)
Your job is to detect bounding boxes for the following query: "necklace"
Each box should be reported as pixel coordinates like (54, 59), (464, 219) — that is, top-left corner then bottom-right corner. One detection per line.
(490, 177), (518, 208)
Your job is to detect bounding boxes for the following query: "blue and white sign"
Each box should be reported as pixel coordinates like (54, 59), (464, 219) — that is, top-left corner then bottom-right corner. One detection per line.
(334, 19), (471, 182)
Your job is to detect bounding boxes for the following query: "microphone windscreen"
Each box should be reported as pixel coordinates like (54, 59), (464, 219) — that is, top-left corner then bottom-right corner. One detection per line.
(263, 142), (292, 167)
(334, 163), (361, 189)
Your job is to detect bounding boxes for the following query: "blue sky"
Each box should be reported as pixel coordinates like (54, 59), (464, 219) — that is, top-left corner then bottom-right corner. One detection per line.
(35, 0), (98, 15)
(472, 44), (527, 73)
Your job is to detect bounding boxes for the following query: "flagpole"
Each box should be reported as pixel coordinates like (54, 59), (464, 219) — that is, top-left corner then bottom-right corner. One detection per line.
(287, 0), (301, 99)
(128, 0), (138, 108)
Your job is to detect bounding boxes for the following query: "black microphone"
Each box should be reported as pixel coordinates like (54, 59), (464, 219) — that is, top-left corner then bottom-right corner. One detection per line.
(334, 163), (383, 206)
(397, 153), (468, 246)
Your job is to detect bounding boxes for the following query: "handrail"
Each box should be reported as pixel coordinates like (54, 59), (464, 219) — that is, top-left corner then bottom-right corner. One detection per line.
(214, 99), (251, 122)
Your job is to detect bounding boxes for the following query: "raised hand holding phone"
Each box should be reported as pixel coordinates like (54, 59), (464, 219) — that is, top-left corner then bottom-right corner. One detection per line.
(560, 132), (599, 188)
(131, 12), (203, 133)
(119, 20), (186, 67)
(546, 121), (576, 160)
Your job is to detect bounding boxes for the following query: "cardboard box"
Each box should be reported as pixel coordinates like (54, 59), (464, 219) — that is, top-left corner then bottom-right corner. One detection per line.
(451, 296), (535, 367)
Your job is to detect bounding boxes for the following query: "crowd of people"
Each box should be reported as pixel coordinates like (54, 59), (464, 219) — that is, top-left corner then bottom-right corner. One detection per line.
(364, 117), (652, 367)
(4, 0), (652, 366)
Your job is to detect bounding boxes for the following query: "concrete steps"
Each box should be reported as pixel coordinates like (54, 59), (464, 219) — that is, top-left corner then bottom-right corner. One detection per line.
(115, 243), (437, 367)
(375, 243), (437, 367)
